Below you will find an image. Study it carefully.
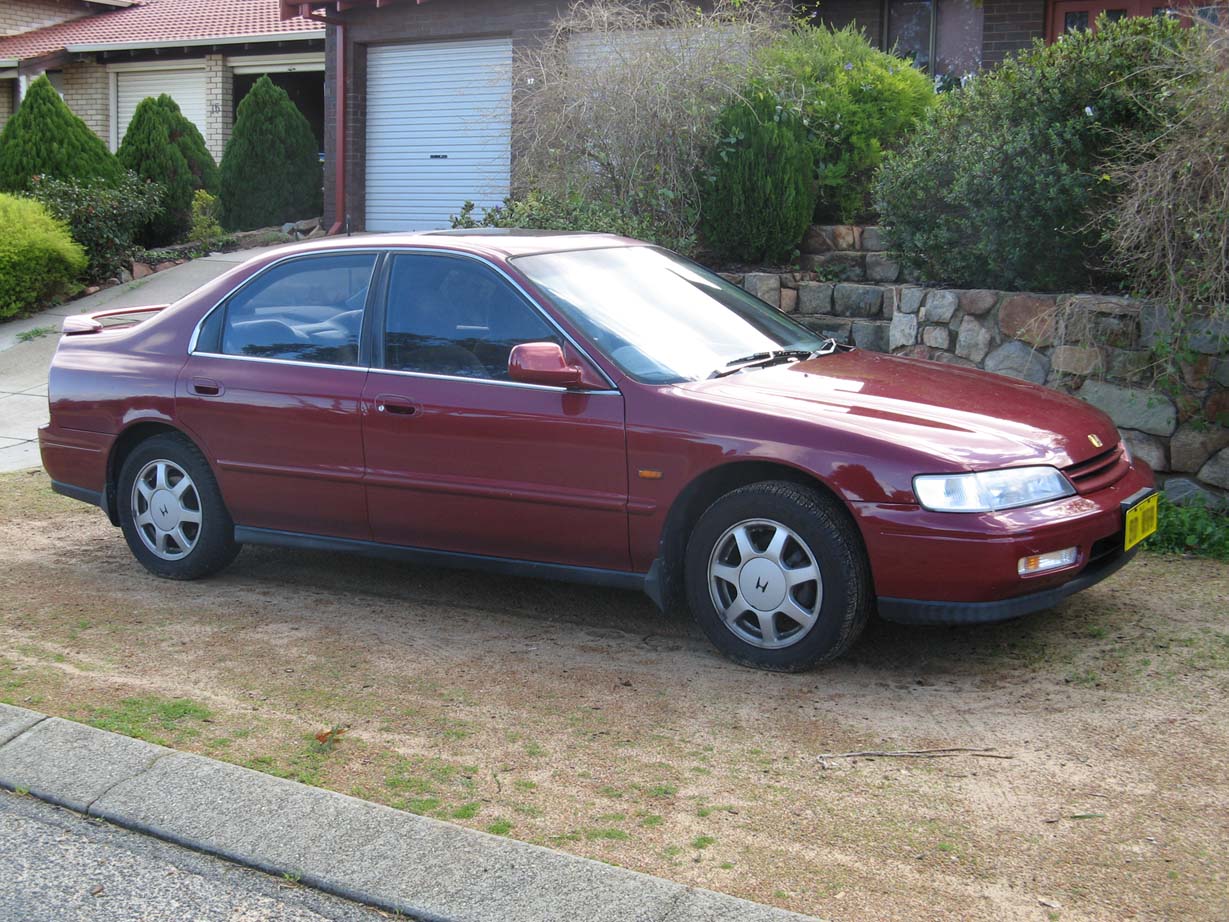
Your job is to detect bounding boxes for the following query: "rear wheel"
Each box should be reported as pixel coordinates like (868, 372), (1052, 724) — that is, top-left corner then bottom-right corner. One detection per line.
(684, 481), (871, 671)
(117, 433), (240, 579)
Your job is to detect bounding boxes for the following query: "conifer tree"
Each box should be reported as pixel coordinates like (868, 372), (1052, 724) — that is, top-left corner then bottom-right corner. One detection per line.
(118, 94), (219, 244)
(0, 75), (121, 192)
(219, 76), (321, 230)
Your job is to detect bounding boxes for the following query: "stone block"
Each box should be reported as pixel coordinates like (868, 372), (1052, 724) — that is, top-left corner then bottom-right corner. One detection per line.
(779, 287), (798, 314)
(851, 320), (890, 353)
(1214, 358), (1229, 388)
(865, 253), (900, 282)
(934, 352), (977, 368)
(920, 290), (958, 324)
(959, 289), (998, 317)
(998, 294), (1057, 347)
(800, 225), (835, 254)
(1199, 447), (1229, 490)
(1163, 476), (1227, 510)
(985, 341), (1049, 384)
(922, 325), (950, 350)
(860, 226), (887, 251)
(881, 286), (897, 320)
(1050, 345), (1103, 377)
(801, 316), (852, 344)
(1062, 295), (1140, 348)
(1187, 316), (1229, 355)
(1169, 423), (1229, 473)
(899, 287), (926, 315)
(1205, 389), (1229, 426)
(832, 284), (883, 318)
(742, 273), (781, 308)
(832, 225), (857, 251)
(955, 315), (993, 364)
(889, 312), (918, 352)
(799, 251), (865, 280)
(130, 261), (153, 279)
(796, 281), (833, 315)
(1106, 348), (1152, 384)
(1119, 429), (1168, 473)
(1077, 380), (1177, 436)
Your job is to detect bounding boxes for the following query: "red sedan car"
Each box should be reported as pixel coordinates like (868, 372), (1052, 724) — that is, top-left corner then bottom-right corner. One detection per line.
(39, 231), (1157, 671)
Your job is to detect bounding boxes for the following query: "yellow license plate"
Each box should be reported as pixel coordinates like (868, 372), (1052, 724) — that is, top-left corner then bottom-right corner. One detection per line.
(1124, 493), (1158, 551)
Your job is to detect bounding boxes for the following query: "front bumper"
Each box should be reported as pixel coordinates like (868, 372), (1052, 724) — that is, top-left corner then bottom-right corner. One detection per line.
(852, 460), (1154, 622)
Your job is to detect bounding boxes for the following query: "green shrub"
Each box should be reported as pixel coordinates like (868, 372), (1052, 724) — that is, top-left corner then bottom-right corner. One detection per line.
(0, 194), (86, 318)
(219, 76), (321, 230)
(699, 90), (814, 263)
(29, 172), (163, 282)
(874, 15), (1191, 292)
(117, 94), (219, 245)
(451, 191), (693, 254)
(189, 190), (224, 244)
(754, 25), (934, 222)
(1151, 492), (1229, 561)
(0, 75), (122, 192)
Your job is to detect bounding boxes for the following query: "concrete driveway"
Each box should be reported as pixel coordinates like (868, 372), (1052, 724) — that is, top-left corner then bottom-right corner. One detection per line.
(0, 248), (282, 473)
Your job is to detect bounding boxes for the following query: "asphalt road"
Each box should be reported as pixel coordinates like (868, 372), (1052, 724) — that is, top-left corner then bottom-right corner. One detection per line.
(0, 790), (394, 922)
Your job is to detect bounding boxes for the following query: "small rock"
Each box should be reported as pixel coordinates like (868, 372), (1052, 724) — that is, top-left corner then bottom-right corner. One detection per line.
(800, 225), (835, 254)
(959, 289), (998, 317)
(281, 222), (297, 235)
(832, 283), (883, 318)
(860, 226), (887, 251)
(1039, 899), (1061, 910)
(796, 281), (833, 315)
(985, 340), (1049, 384)
(1050, 345), (1103, 377)
(1199, 447), (1229, 490)
(154, 261), (176, 273)
(306, 225), (327, 240)
(779, 287), (798, 314)
(852, 320), (889, 353)
(1078, 380), (1178, 437)
(742, 273), (781, 308)
(130, 261), (153, 279)
(1214, 358), (1229, 388)
(1163, 476), (1227, 510)
(899, 287), (926, 315)
(295, 216), (321, 233)
(832, 225), (857, 251)
(922, 325), (950, 350)
(955, 315), (993, 364)
(921, 290), (958, 324)
(117, 268), (133, 284)
(865, 253), (900, 282)
(1106, 348), (1153, 384)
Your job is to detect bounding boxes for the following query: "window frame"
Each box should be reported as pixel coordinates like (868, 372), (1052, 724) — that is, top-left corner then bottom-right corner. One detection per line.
(367, 248), (620, 393)
(189, 249), (385, 371)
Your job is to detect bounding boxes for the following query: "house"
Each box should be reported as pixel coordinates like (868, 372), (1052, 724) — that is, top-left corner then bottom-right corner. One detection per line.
(0, 0), (325, 162)
(288, 0), (1209, 235)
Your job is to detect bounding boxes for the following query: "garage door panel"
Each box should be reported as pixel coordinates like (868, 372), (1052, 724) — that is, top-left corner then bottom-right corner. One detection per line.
(365, 37), (512, 232)
(115, 69), (208, 150)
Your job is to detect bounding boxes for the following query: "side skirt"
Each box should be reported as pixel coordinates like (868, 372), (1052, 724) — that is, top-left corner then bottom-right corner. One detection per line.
(234, 525), (658, 601)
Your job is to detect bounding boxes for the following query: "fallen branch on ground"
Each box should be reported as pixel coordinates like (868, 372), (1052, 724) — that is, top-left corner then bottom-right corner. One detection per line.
(816, 747), (1013, 761)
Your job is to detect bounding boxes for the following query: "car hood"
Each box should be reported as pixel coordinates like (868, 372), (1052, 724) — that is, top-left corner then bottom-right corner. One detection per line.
(677, 349), (1119, 471)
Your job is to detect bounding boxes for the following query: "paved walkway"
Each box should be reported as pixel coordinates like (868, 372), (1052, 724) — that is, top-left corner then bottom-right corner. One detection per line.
(0, 248), (278, 474)
(0, 704), (819, 922)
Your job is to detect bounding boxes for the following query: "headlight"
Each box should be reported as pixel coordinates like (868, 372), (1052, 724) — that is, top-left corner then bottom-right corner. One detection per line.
(913, 466), (1075, 512)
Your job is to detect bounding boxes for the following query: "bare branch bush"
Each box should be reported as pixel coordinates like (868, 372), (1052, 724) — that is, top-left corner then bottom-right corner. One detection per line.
(511, 0), (788, 250)
(1105, 21), (1229, 383)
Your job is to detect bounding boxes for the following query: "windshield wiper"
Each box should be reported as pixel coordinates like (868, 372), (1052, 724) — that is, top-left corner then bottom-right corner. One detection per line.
(709, 342), (837, 379)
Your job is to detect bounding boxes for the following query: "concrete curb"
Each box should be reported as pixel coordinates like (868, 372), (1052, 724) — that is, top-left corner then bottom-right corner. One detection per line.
(0, 704), (820, 922)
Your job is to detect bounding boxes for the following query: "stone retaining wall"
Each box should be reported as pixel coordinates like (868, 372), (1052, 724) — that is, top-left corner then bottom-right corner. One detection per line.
(722, 226), (1229, 507)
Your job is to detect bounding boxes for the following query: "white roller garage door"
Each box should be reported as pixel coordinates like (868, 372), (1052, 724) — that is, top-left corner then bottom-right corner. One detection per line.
(365, 37), (512, 232)
(115, 68), (208, 149)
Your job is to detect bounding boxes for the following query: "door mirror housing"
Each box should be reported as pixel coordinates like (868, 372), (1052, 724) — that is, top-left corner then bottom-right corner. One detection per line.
(508, 342), (585, 388)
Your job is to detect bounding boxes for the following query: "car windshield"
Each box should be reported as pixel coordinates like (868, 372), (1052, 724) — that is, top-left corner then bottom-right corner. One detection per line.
(511, 246), (828, 384)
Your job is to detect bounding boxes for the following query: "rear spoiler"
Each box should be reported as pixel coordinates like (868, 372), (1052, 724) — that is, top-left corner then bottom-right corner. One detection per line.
(62, 304), (169, 335)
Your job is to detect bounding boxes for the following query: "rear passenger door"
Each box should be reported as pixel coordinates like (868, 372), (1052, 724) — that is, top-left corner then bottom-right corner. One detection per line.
(176, 251), (379, 540)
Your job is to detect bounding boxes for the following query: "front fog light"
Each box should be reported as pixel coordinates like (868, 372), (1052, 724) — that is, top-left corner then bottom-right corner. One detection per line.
(1018, 547), (1078, 576)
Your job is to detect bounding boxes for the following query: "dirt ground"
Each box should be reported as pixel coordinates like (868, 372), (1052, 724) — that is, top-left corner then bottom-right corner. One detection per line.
(1, 468), (1227, 922)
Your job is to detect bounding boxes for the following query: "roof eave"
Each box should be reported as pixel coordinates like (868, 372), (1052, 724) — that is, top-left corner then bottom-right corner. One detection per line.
(65, 30), (324, 54)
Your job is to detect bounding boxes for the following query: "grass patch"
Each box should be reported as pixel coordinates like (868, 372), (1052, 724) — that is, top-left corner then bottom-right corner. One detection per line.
(450, 802), (480, 820)
(639, 814), (664, 827)
(584, 827), (630, 841)
(86, 696), (211, 746)
(487, 819), (512, 835)
(691, 834), (716, 849)
(648, 783), (677, 799)
(17, 326), (56, 343)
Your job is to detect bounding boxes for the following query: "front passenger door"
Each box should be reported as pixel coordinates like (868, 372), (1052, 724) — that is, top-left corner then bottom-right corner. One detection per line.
(361, 252), (630, 570)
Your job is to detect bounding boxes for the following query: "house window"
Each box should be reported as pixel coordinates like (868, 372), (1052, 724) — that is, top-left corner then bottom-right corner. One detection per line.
(884, 0), (984, 77)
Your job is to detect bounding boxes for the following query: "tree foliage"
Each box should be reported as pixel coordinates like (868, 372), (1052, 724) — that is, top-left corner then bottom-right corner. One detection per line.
(0, 193), (86, 318)
(117, 94), (218, 245)
(219, 75), (321, 230)
(0, 75), (121, 192)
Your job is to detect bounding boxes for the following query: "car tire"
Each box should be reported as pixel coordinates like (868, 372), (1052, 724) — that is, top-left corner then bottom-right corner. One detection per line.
(684, 481), (871, 672)
(117, 433), (240, 580)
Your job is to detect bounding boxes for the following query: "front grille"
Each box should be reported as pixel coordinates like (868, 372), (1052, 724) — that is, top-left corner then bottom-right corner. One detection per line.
(1064, 443), (1129, 495)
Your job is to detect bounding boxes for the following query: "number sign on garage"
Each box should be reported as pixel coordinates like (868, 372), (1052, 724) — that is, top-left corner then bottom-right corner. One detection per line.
(365, 37), (512, 232)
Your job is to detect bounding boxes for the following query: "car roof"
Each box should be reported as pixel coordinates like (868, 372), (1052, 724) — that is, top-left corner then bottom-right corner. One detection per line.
(259, 229), (644, 261)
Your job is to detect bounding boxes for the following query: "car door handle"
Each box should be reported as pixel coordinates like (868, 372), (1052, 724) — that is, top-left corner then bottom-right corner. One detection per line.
(189, 377), (223, 397)
(375, 395), (418, 416)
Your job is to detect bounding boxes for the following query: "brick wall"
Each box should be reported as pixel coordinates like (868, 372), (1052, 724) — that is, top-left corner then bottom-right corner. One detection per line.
(204, 54), (233, 162)
(60, 61), (108, 143)
(0, 79), (14, 132)
(0, 0), (93, 36)
(813, 0), (884, 46)
(982, 0), (1046, 67)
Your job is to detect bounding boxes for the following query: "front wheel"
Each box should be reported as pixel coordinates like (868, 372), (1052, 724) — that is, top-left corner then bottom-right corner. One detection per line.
(117, 433), (240, 580)
(684, 481), (872, 671)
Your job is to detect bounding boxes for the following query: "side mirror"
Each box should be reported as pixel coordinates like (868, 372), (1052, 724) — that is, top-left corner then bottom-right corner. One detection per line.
(508, 342), (585, 388)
